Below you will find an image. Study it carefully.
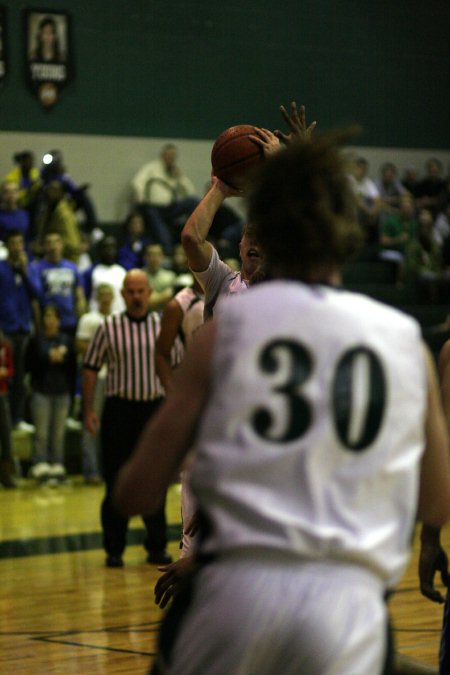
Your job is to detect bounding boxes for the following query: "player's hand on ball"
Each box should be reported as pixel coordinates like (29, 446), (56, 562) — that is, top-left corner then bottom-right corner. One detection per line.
(249, 128), (281, 157)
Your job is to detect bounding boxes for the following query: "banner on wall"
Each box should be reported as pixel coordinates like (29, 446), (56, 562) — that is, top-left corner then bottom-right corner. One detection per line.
(0, 6), (6, 82)
(24, 9), (72, 108)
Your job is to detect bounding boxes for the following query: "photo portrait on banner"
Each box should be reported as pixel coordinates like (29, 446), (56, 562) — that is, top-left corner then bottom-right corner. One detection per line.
(0, 6), (6, 82)
(24, 9), (72, 108)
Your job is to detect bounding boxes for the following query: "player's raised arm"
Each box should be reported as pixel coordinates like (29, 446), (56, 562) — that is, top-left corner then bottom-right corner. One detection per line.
(181, 177), (237, 273)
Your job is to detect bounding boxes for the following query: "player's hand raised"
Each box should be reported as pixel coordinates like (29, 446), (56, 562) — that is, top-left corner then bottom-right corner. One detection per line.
(275, 101), (317, 145)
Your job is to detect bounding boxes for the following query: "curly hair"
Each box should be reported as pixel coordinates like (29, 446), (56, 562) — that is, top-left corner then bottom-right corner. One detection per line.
(247, 130), (363, 281)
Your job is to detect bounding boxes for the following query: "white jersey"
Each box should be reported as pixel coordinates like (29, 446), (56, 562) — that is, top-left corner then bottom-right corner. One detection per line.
(190, 280), (427, 588)
(174, 286), (205, 347)
(193, 247), (249, 320)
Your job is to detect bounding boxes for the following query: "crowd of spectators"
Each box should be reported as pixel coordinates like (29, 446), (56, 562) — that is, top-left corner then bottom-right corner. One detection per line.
(347, 155), (450, 297)
(0, 144), (449, 488)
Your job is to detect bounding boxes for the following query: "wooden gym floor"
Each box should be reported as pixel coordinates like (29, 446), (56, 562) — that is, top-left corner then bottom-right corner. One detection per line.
(0, 476), (448, 674)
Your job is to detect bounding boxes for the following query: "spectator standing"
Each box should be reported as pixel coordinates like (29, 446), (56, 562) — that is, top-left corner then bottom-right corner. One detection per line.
(84, 236), (126, 314)
(76, 283), (114, 484)
(26, 304), (77, 485)
(0, 231), (41, 428)
(0, 331), (17, 488)
(4, 151), (41, 218)
(83, 269), (173, 568)
(0, 181), (30, 244)
(39, 150), (97, 232)
(34, 181), (81, 263)
(131, 144), (199, 254)
(32, 232), (86, 336)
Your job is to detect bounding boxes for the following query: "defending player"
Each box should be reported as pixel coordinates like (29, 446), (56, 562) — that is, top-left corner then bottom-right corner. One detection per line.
(114, 132), (450, 674)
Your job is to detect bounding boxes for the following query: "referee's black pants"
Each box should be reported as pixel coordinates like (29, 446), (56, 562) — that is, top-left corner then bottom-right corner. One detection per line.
(100, 396), (167, 557)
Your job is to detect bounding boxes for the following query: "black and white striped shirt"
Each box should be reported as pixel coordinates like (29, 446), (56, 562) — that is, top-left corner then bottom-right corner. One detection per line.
(84, 311), (179, 401)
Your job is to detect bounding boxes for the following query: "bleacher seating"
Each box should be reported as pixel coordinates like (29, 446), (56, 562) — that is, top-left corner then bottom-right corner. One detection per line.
(343, 249), (450, 363)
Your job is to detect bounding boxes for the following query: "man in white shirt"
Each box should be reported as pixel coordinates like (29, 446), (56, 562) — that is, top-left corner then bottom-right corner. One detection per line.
(131, 144), (199, 255)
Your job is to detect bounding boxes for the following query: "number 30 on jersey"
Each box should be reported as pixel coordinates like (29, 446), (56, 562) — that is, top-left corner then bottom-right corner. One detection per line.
(251, 338), (386, 452)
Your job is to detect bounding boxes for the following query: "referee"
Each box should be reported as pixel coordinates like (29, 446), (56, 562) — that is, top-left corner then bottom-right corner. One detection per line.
(83, 269), (172, 568)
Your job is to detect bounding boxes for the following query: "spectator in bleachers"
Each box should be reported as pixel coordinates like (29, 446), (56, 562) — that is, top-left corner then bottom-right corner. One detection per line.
(0, 331), (17, 488)
(143, 243), (176, 312)
(76, 283), (114, 484)
(117, 211), (151, 270)
(131, 144), (199, 254)
(433, 199), (450, 247)
(32, 232), (86, 336)
(415, 158), (447, 218)
(84, 235), (126, 314)
(401, 165), (420, 197)
(0, 231), (40, 429)
(0, 180), (30, 244)
(77, 230), (94, 274)
(376, 162), (407, 220)
(403, 207), (447, 302)
(4, 151), (42, 218)
(39, 149), (97, 232)
(379, 193), (418, 267)
(436, 201), (450, 271)
(348, 156), (381, 245)
(170, 243), (194, 290)
(26, 303), (77, 485)
(35, 181), (81, 263)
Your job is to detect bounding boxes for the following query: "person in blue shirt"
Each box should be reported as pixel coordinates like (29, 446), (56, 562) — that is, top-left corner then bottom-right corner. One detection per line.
(0, 230), (41, 426)
(0, 180), (30, 244)
(117, 211), (151, 271)
(31, 231), (86, 335)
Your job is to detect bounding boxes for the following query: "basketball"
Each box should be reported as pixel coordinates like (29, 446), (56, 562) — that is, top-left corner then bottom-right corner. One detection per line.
(211, 124), (264, 190)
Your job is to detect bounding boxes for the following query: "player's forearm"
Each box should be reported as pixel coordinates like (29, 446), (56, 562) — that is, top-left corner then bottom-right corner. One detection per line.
(182, 182), (226, 245)
(155, 353), (173, 392)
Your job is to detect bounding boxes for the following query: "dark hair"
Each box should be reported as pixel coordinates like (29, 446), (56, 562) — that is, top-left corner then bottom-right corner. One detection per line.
(5, 229), (24, 243)
(42, 303), (60, 319)
(13, 151), (33, 164)
(34, 17), (62, 63)
(247, 130), (362, 281)
(122, 210), (145, 234)
(381, 162), (397, 173)
(426, 157), (443, 173)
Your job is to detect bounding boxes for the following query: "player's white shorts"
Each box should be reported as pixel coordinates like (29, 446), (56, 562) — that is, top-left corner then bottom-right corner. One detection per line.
(158, 555), (391, 675)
